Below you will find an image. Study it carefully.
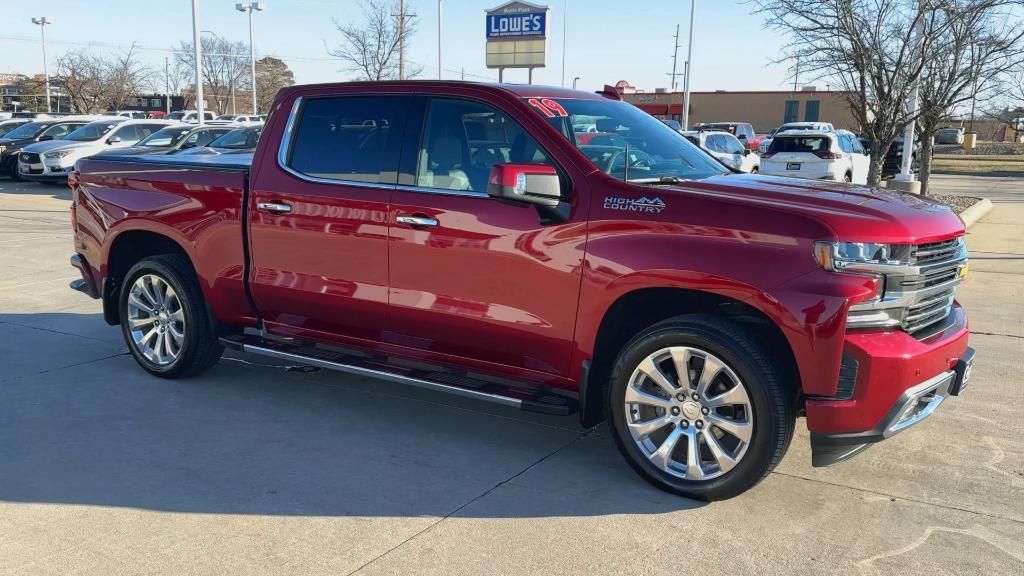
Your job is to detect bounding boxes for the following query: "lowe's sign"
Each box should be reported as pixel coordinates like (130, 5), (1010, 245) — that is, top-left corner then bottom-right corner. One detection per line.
(487, 12), (546, 38)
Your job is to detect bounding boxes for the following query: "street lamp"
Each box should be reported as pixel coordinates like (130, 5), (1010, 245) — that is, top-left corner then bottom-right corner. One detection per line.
(31, 17), (52, 113)
(236, 2), (265, 115)
(573, 76), (580, 90)
(191, 0), (205, 125)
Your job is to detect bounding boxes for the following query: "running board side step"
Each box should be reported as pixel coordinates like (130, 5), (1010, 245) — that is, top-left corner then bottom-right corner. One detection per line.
(218, 336), (576, 416)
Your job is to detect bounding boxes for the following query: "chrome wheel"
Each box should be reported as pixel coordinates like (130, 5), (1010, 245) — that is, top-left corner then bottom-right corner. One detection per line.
(127, 274), (185, 366)
(624, 346), (754, 481)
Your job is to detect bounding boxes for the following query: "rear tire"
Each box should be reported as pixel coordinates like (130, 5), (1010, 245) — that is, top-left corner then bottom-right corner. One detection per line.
(843, 172), (852, 183)
(607, 315), (795, 500)
(750, 166), (759, 174)
(119, 254), (223, 378)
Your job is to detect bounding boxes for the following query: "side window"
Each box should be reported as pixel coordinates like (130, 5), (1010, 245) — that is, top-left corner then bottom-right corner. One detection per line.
(707, 134), (724, 152)
(851, 137), (866, 155)
(286, 96), (407, 184)
(43, 124), (71, 138)
(136, 124), (160, 140)
(721, 135), (740, 154)
(838, 134), (853, 153)
(114, 125), (139, 142)
(416, 98), (553, 193)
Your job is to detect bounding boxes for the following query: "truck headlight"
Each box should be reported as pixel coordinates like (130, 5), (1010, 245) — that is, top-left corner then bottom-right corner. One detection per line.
(44, 150), (74, 159)
(813, 241), (908, 272)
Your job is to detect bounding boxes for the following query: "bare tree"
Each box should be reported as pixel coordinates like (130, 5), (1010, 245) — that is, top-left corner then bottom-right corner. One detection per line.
(916, 1), (1024, 194)
(176, 34), (250, 114)
(52, 46), (152, 114)
(255, 56), (295, 113)
(328, 0), (421, 81)
(754, 0), (953, 185)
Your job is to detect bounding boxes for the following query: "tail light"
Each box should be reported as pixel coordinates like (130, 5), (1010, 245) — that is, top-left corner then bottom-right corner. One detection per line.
(814, 151), (843, 160)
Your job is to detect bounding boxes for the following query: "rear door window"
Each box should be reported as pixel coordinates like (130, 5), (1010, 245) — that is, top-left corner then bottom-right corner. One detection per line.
(285, 96), (409, 184)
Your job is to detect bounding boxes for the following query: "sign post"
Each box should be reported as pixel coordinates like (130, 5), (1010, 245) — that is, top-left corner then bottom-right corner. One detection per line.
(485, 2), (549, 84)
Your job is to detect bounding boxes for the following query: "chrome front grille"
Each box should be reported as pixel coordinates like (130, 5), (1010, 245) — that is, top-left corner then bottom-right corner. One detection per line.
(847, 236), (967, 337)
(912, 238), (962, 264)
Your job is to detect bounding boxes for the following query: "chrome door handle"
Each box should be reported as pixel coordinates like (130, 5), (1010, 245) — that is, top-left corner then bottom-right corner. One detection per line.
(396, 215), (439, 228)
(257, 201), (292, 214)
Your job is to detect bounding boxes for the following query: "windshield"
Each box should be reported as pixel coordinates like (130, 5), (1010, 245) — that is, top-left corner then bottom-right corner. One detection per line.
(531, 98), (727, 182)
(167, 112), (186, 120)
(210, 127), (261, 149)
(217, 115), (238, 121)
(769, 136), (830, 153)
(65, 122), (119, 141)
(0, 122), (28, 137)
(4, 121), (48, 140)
(137, 126), (193, 147)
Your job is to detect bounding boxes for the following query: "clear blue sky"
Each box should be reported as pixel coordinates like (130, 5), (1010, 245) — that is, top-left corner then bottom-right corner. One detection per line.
(1, 0), (793, 92)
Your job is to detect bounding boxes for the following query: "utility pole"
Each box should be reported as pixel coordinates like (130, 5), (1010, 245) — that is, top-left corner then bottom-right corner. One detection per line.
(31, 17), (52, 113)
(236, 3), (264, 115)
(668, 24), (681, 91)
(191, 0), (205, 125)
(681, 0), (695, 130)
(896, 0), (926, 187)
(793, 56), (800, 92)
(561, 0), (568, 87)
(397, 0), (406, 80)
(165, 57), (171, 115)
(438, 0), (443, 79)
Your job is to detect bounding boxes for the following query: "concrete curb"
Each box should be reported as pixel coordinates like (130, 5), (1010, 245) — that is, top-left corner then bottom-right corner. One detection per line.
(959, 198), (994, 228)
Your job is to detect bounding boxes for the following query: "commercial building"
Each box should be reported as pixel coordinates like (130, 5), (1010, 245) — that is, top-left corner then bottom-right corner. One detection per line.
(621, 86), (860, 133)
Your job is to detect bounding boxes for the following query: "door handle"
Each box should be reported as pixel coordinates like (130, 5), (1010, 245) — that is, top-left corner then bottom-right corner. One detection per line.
(257, 201), (292, 214)
(396, 215), (439, 228)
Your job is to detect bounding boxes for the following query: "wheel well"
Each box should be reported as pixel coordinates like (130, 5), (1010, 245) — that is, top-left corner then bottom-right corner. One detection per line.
(581, 288), (801, 427)
(103, 230), (190, 324)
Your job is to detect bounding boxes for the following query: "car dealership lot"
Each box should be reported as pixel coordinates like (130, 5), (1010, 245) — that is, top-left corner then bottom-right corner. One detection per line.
(0, 177), (1021, 575)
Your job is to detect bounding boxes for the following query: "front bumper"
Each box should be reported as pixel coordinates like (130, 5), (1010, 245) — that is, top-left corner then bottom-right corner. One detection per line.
(19, 156), (72, 181)
(807, 304), (972, 466)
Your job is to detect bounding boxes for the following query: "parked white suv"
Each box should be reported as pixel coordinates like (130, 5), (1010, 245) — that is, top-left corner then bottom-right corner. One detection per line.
(167, 110), (218, 123)
(760, 129), (869, 184)
(18, 118), (174, 182)
(683, 130), (760, 173)
(209, 114), (264, 125)
(758, 121), (836, 154)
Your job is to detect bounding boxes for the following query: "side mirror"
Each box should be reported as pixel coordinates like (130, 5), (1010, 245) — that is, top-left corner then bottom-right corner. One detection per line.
(38, 135), (53, 141)
(737, 133), (747, 140)
(488, 164), (561, 207)
(107, 136), (122, 144)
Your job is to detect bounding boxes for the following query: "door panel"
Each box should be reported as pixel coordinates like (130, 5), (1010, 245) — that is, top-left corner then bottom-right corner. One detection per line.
(388, 193), (587, 375)
(248, 94), (408, 341)
(386, 97), (587, 376)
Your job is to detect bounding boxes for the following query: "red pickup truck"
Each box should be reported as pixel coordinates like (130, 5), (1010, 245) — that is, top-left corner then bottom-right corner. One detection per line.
(68, 82), (974, 500)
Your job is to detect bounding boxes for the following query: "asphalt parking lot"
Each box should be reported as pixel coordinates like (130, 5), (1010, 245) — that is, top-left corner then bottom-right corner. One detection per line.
(1, 175), (1021, 575)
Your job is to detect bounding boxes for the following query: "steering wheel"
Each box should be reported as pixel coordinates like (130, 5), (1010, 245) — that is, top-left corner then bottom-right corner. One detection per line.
(607, 149), (653, 173)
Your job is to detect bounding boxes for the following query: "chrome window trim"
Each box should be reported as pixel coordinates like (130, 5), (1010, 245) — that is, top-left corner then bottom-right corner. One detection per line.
(394, 184), (488, 199)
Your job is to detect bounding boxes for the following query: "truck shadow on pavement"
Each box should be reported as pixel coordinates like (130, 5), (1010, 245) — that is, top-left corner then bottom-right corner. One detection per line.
(0, 312), (704, 518)
(1, 180), (71, 200)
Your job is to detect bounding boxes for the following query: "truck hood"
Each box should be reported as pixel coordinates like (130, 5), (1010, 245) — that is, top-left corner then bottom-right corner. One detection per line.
(679, 173), (964, 244)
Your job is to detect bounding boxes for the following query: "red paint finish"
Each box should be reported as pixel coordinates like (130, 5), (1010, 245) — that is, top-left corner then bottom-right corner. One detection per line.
(806, 304), (969, 434)
(69, 81), (972, 446)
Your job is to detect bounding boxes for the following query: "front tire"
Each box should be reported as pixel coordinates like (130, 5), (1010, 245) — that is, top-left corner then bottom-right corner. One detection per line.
(8, 160), (22, 181)
(607, 315), (795, 500)
(119, 254), (223, 378)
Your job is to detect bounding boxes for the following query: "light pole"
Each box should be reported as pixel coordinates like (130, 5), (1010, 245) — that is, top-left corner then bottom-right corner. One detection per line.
(561, 0), (568, 87)
(573, 76), (580, 90)
(681, 0), (695, 130)
(191, 0), (205, 125)
(31, 17), (52, 113)
(438, 0), (443, 79)
(236, 2), (264, 115)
